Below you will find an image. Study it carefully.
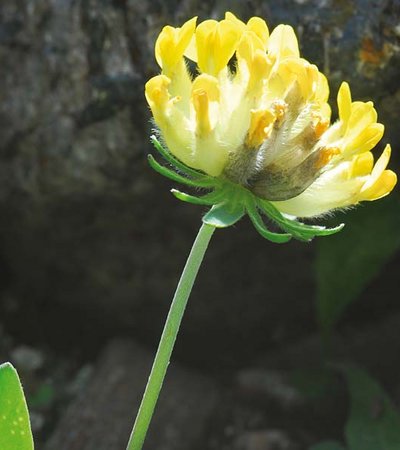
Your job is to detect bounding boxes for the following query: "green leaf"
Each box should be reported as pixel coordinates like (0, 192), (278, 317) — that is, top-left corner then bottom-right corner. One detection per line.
(0, 363), (34, 450)
(309, 441), (347, 450)
(343, 366), (400, 450)
(202, 203), (245, 227)
(316, 195), (400, 334)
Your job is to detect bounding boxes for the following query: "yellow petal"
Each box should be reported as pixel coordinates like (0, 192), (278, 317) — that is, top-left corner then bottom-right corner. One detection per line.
(247, 50), (271, 92)
(155, 17), (197, 72)
(272, 59), (320, 102)
(320, 103), (332, 123)
(196, 19), (241, 75)
(175, 17), (198, 58)
(247, 17), (269, 49)
(268, 24), (299, 60)
(184, 35), (197, 62)
(225, 11), (246, 32)
(192, 74), (220, 101)
(314, 72), (330, 104)
(347, 101), (377, 132)
(350, 151), (374, 177)
(362, 170), (397, 200)
(145, 75), (171, 110)
(268, 58), (305, 100)
(359, 144), (397, 200)
(246, 108), (275, 148)
(345, 123), (384, 154)
(337, 82), (352, 124)
(192, 90), (210, 135)
(192, 75), (220, 137)
(236, 30), (265, 63)
(361, 144), (391, 192)
(271, 164), (365, 217)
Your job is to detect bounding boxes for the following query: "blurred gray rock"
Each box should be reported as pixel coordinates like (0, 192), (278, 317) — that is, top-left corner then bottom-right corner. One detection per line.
(0, 0), (399, 366)
(45, 338), (219, 450)
(233, 430), (298, 450)
(10, 344), (44, 371)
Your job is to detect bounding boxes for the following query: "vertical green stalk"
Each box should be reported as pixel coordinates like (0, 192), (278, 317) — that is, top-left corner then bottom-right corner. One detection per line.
(127, 222), (216, 450)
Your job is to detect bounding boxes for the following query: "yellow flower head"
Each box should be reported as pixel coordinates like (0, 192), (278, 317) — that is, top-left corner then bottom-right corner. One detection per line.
(145, 12), (396, 225)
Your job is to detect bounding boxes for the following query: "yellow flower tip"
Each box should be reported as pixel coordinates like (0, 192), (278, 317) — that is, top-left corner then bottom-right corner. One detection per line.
(268, 24), (300, 60)
(362, 170), (397, 201)
(155, 17), (197, 73)
(351, 151), (374, 178)
(145, 75), (171, 110)
(344, 122), (385, 156)
(337, 81), (352, 124)
(191, 74), (220, 137)
(237, 30), (263, 62)
(365, 122), (385, 141)
(246, 50), (272, 92)
(196, 18), (241, 76)
(247, 17), (269, 48)
(246, 109), (275, 148)
(361, 144), (397, 200)
(192, 88), (212, 136)
(192, 74), (220, 101)
(225, 11), (246, 31)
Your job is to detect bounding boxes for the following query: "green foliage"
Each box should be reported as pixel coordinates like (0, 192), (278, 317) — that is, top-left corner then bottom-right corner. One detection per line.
(316, 195), (400, 334)
(0, 363), (34, 450)
(29, 382), (55, 409)
(344, 366), (400, 450)
(290, 367), (340, 401)
(309, 366), (400, 450)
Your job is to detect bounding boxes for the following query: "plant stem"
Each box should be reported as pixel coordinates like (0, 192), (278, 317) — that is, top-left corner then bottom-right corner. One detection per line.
(126, 222), (216, 450)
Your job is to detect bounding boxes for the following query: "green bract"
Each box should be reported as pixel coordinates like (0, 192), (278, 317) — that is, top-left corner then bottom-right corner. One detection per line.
(149, 136), (344, 242)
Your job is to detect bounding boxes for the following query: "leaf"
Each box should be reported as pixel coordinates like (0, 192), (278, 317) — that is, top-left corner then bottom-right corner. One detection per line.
(315, 195), (400, 334)
(0, 363), (34, 450)
(309, 441), (347, 450)
(343, 366), (400, 450)
(202, 203), (245, 227)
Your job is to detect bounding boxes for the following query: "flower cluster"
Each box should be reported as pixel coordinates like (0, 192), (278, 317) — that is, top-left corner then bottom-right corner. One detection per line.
(145, 13), (396, 240)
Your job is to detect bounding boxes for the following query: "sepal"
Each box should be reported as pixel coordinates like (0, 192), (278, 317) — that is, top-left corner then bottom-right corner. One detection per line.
(257, 199), (345, 241)
(149, 136), (344, 243)
(202, 203), (245, 228)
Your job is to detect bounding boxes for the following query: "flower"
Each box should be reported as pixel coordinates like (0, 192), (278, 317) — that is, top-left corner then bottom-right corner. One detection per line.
(145, 13), (397, 241)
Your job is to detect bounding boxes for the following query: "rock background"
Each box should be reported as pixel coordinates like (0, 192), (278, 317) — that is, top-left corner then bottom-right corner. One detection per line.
(1, 0), (400, 369)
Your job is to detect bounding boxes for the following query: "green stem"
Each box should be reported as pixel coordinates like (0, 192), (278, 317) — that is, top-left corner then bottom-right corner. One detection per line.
(126, 222), (216, 450)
